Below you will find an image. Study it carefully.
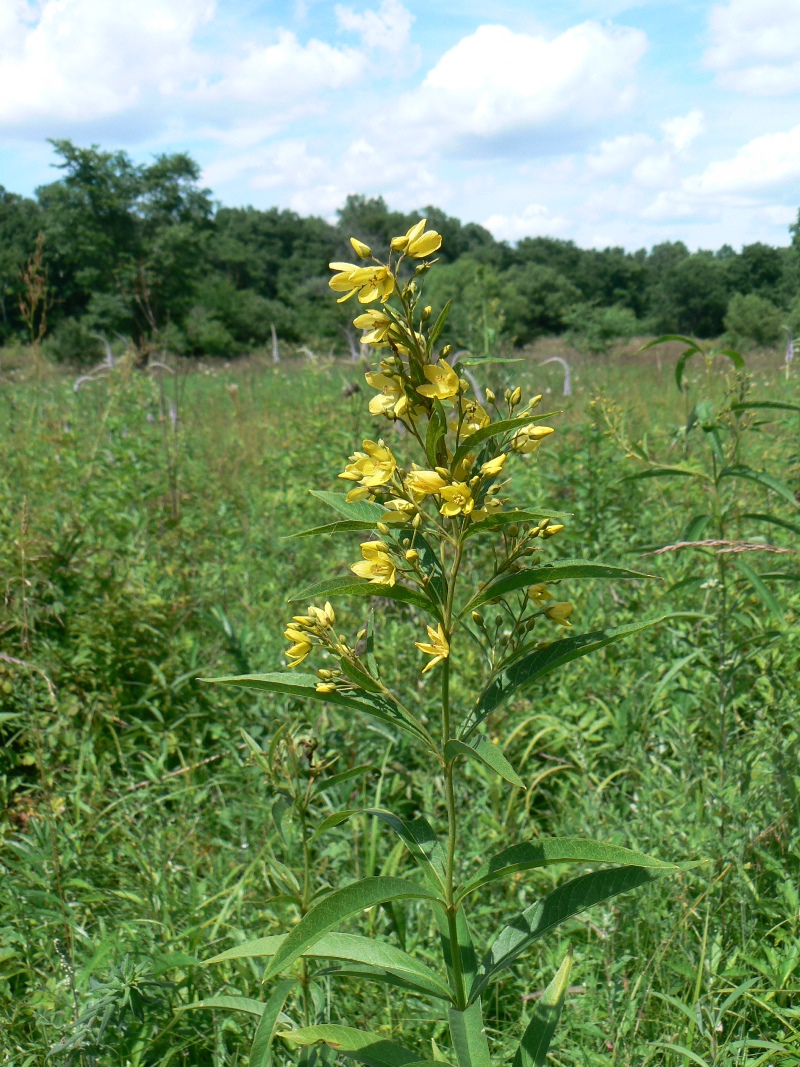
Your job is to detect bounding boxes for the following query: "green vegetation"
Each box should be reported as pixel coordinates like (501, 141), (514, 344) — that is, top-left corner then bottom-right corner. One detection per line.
(2, 141), (800, 359)
(1, 328), (798, 1063)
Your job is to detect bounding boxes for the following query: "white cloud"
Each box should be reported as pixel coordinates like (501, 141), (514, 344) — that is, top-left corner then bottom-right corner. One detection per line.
(587, 133), (654, 175)
(0, 0), (215, 127)
(705, 0), (800, 95)
(690, 123), (800, 194)
(397, 21), (647, 154)
(335, 0), (414, 57)
(661, 109), (705, 152)
(483, 202), (570, 241)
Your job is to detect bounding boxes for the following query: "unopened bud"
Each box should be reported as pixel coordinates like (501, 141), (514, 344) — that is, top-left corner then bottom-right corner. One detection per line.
(421, 305), (432, 321)
(357, 628), (367, 640)
(441, 344), (452, 358)
(435, 466), (450, 479)
(529, 394), (543, 409)
(405, 548), (419, 563)
(377, 522), (390, 535)
(350, 237), (371, 259)
(494, 615), (504, 627)
(541, 523), (564, 539)
(412, 513), (422, 528)
(472, 610), (484, 625)
(485, 388), (495, 403)
(538, 517), (551, 530)
(507, 524), (519, 538)
(509, 386), (522, 406)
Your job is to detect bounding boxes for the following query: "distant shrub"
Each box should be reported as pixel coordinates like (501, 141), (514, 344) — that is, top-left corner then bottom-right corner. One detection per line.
(44, 317), (104, 365)
(185, 306), (238, 356)
(565, 303), (640, 354)
(724, 292), (783, 347)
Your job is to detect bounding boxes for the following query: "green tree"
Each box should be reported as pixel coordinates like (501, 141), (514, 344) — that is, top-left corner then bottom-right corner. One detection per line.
(0, 187), (43, 340)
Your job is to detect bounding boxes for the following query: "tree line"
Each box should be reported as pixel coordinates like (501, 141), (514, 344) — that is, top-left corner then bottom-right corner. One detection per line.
(1, 140), (799, 362)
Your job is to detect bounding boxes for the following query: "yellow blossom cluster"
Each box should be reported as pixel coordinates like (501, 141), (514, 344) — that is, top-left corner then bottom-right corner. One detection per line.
(284, 601), (336, 668)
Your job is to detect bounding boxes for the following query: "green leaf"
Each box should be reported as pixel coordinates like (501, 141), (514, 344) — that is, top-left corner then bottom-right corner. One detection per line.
(434, 905), (478, 996)
(290, 576), (439, 618)
(316, 765), (374, 794)
(652, 1044), (711, 1067)
(444, 737), (524, 788)
(462, 559), (652, 617)
(204, 673), (431, 746)
(620, 466), (706, 482)
(280, 1025), (434, 1067)
(262, 877), (443, 981)
(178, 995), (266, 1016)
(448, 999), (491, 1067)
(206, 932), (451, 1002)
(462, 619), (666, 738)
(456, 838), (677, 903)
(513, 948), (573, 1067)
(339, 657), (383, 693)
(428, 300), (451, 350)
(469, 866), (666, 1001)
(251, 979), (296, 1067)
(732, 559), (784, 624)
(426, 400), (448, 468)
(462, 510), (571, 541)
(741, 512), (800, 537)
(731, 400), (800, 415)
(451, 414), (559, 471)
(285, 520), (377, 540)
(456, 356), (524, 367)
(719, 465), (800, 509)
(310, 490), (385, 522)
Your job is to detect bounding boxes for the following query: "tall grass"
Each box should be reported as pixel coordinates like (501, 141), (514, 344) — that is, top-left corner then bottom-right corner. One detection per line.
(1, 346), (798, 1065)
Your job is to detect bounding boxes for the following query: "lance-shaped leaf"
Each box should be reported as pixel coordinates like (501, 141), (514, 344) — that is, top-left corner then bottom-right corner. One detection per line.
(742, 512), (800, 537)
(444, 737), (524, 789)
(308, 808), (445, 893)
(262, 877), (443, 981)
(621, 465), (706, 482)
(449, 999), (491, 1067)
(513, 948), (572, 1067)
(205, 932), (452, 1002)
(463, 510), (570, 541)
(463, 560), (652, 617)
(251, 979), (296, 1067)
(290, 576), (440, 619)
(733, 559), (784, 624)
(456, 838), (677, 903)
(426, 400), (448, 467)
(279, 1024), (439, 1067)
(315, 964), (452, 1002)
(434, 903), (478, 996)
(286, 520), (377, 540)
(461, 618), (666, 738)
(428, 300), (451, 350)
(468, 866), (665, 1002)
(310, 491), (385, 522)
(205, 672), (431, 747)
(178, 995), (266, 1016)
(451, 414), (559, 471)
(731, 400), (800, 415)
(718, 465), (800, 509)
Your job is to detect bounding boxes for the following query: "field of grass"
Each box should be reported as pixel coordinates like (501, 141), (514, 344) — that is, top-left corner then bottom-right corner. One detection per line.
(1, 341), (798, 1066)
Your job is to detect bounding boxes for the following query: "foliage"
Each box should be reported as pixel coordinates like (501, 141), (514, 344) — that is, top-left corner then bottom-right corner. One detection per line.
(724, 293), (784, 348)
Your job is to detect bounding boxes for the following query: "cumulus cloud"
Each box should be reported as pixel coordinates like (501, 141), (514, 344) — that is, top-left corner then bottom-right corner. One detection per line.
(396, 21), (647, 156)
(0, 0), (215, 128)
(705, 0), (800, 94)
(335, 0), (414, 57)
(482, 203), (570, 241)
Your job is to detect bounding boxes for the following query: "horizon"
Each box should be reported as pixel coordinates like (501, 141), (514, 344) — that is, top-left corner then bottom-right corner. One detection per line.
(2, 1), (800, 253)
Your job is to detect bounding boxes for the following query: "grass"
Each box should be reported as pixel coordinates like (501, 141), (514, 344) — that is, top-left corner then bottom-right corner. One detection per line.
(1, 342), (798, 1066)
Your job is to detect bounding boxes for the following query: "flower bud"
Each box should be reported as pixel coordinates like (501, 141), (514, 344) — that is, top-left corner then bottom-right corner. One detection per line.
(441, 344), (452, 358)
(377, 522), (390, 535)
(541, 523), (564, 538)
(316, 682), (337, 693)
(507, 524), (519, 538)
(412, 513), (422, 528)
(434, 466), (450, 479)
(350, 237), (371, 259)
(485, 388), (495, 403)
(357, 628), (367, 639)
(405, 548), (419, 563)
(494, 615), (504, 627)
(421, 305), (432, 321)
(391, 235), (409, 251)
(509, 386), (522, 406)
(471, 610), (484, 625)
(529, 394), (543, 409)
(538, 517), (551, 530)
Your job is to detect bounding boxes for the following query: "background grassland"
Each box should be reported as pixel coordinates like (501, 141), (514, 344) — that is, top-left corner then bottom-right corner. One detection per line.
(1, 344), (798, 1066)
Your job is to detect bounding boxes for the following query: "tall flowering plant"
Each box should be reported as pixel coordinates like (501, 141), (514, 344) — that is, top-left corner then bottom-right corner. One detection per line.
(202, 222), (678, 1065)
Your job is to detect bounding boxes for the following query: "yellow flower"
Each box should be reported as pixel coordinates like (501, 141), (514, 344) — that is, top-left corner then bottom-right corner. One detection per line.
(439, 482), (474, 517)
(527, 583), (552, 604)
(405, 469), (447, 497)
(354, 309), (394, 345)
(284, 625), (313, 668)
(339, 439), (397, 488)
(545, 602), (573, 626)
(415, 622), (449, 673)
(452, 399), (494, 435)
(540, 523), (565, 539)
(350, 237), (371, 259)
(351, 541), (397, 586)
(417, 359), (460, 401)
(365, 372), (409, 418)
(391, 219), (443, 258)
(471, 497), (503, 522)
(480, 453), (507, 477)
(382, 498), (417, 523)
(329, 262), (395, 304)
(510, 424), (555, 454)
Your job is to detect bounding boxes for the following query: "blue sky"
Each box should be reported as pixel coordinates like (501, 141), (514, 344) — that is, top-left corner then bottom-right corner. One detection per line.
(2, 0), (800, 250)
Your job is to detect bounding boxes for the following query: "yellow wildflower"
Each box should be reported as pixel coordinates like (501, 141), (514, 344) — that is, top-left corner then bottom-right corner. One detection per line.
(545, 602), (573, 626)
(417, 359), (460, 401)
(415, 622), (450, 673)
(351, 540), (397, 586)
(480, 453), (507, 477)
(382, 498), (417, 523)
(339, 439), (397, 488)
(439, 482), (474, 517)
(365, 372), (409, 418)
(405, 469), (447, 497)
(350, 237), (371, 259)
(354, 309), (394, 345)
(329, 262), (395, 304)
(510, 424), (555, 454)
(527, 583), (552, 604)
(391, 219), (443, 258)
(284, 625), (313, 668)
